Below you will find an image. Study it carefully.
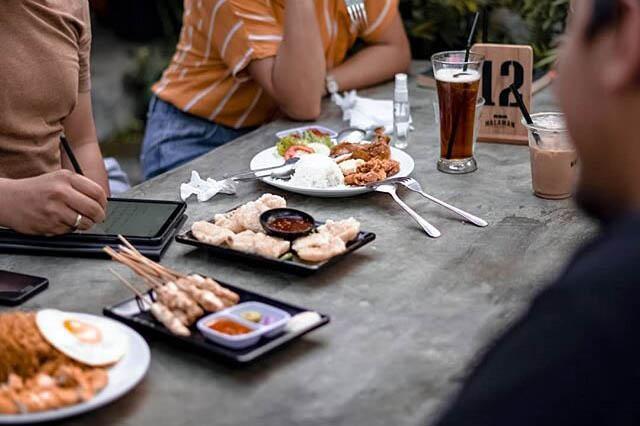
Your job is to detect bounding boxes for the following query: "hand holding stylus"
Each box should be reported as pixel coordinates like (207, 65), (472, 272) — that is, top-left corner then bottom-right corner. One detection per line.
(0, 170), (107, 236)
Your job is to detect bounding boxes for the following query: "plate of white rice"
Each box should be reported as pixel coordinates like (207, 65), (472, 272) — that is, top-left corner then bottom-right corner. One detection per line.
(249, 147), (415, 198)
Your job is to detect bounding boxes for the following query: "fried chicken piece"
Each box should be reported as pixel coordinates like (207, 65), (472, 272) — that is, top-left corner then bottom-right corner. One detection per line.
(338, 159), (365, 176)
(331, 141), (391, 162)
(330, 142), (360, 157)
(344, 166), (386, 186)
(373, 127), (392, 144)
(191, 221), (234, 246)
(352, 140), (391, 161)
(292, 232), (346, 263)
(344, 158), (401, 186)
(381, 159), (400, 177)
(318, 218), (361, 243)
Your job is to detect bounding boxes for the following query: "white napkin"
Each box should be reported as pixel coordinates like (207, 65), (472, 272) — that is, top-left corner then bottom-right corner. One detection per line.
(180, 171), (236, 202)
(333, 90), (397, 133)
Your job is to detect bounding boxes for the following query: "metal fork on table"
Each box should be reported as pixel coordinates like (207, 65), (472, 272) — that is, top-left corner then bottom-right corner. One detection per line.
(371, 183), (442, 238)
(385, 177), (489, 228)
(345, 0), (368, 30)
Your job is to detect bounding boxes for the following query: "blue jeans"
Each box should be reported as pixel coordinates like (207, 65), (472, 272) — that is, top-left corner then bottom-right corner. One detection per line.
(140, 95), (253, 179)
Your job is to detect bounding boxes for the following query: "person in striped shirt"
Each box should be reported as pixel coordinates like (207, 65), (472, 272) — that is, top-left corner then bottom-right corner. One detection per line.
(140, 0), (411, 179)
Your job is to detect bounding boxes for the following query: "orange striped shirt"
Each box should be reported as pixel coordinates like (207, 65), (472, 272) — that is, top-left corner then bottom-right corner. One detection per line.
(152, 0), (399, 129)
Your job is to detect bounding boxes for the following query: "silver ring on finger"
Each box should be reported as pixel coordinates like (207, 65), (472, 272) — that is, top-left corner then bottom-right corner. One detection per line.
(71, 213), (83, 232)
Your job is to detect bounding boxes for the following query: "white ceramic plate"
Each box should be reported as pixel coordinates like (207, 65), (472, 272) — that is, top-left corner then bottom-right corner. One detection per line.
(249, 147), (415, 198)
(0, 313), (150, 425)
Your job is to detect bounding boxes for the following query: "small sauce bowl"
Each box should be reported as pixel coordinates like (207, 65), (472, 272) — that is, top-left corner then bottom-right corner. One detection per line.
(260, 208), (315, 241)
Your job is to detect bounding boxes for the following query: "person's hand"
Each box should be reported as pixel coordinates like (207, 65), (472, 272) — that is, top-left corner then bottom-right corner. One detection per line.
(1, 170), (108, 236)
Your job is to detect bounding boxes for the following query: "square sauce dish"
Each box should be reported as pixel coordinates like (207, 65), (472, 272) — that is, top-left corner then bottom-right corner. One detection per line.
(197, 302), (291, 349)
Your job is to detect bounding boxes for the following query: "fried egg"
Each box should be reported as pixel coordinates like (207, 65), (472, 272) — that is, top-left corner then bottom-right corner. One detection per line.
(36, 309), (128, 367)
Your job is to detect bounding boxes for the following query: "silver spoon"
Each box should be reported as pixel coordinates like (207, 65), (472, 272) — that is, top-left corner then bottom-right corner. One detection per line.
(371, 183), (442, 238)
(224, 157), (300, 180)
(335, 128), (367, 144)
(233, 166), (296, 182)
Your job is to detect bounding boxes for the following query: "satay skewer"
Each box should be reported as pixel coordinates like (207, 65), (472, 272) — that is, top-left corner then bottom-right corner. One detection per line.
(118, 235), (184, 279)
(104, 247), (163, 287)
(109, 268), (190, 337)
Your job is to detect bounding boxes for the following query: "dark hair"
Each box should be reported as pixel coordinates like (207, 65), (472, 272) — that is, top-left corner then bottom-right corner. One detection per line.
(587, 0), (619, 37)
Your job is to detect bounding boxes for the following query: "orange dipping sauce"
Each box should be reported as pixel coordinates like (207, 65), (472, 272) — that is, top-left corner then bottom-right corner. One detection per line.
(208, 318), (253, 336)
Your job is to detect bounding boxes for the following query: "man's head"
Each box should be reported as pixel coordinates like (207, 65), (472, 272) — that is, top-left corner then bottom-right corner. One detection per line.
(557, 0), (640, 221)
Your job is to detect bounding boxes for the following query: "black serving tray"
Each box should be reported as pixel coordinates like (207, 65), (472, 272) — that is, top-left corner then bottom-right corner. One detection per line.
(175, 223), (376, 276)
(103, 280), (330, 364)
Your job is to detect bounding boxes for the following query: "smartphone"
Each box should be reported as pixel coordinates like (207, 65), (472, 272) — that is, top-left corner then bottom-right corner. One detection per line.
(0, 270), (48, 306)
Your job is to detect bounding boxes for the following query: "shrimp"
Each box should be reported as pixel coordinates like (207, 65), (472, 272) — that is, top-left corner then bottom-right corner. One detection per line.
(253, 233), (291, 259)
(317, 218), (361, 243)
(191, 221), (234, 246)
(256, 193), (286, 209)
(292, 232), (346, 263)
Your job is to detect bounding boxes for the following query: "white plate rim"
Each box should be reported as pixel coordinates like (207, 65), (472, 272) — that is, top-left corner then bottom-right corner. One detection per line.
(0, 313), (150, 425)
(249, 147), (415, 198)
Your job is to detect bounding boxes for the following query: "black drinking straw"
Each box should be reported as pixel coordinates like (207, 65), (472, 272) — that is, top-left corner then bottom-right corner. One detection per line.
(446, 11), (482, 160)
(509, 84), (542, 145)
(462, 12), (481, 72)
(60, 135), (85, 175)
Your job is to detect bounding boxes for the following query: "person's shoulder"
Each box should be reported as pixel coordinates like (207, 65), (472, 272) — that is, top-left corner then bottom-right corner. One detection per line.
(561, 218), (640, 292)
(541, 219), (640, 337)
(46, 0), (89, 20)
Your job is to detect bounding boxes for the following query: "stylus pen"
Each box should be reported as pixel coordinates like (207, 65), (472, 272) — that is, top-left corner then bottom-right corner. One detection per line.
(60, 135), (84, 176)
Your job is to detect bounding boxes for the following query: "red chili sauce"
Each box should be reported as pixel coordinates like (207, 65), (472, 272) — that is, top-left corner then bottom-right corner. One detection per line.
(268, 217), (312, 233)
(208, 318), (252, 336)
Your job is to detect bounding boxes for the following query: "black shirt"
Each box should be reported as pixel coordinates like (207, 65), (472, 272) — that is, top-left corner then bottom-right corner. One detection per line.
(435, 215), (640, 426)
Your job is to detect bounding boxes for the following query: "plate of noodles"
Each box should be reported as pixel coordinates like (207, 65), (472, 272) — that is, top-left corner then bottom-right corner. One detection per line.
(0, 310), (150, 424)
(250, 128), (415, 198)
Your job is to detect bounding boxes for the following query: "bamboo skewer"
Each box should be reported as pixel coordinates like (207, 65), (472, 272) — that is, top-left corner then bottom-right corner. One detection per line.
(109, 268), (149, 305)
(105, 236), (239, 334)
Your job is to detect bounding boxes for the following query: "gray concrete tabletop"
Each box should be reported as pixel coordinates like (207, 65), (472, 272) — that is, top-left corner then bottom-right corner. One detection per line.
(0, 63), (596, 426)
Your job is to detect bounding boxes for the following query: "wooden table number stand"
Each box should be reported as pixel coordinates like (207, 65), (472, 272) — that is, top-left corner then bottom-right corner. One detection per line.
(473, 43), (533, 145)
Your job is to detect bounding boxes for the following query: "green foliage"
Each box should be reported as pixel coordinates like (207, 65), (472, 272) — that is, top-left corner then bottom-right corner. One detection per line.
(402, 0), (570, 70)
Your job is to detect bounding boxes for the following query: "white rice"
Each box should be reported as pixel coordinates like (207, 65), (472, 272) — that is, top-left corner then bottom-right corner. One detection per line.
(289, 154), (345, 189)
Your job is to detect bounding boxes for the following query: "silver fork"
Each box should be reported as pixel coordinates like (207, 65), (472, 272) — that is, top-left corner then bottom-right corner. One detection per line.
(386, 177), (488, 228)
(372, 184), (441, 238)
(345, 0), (368, 30)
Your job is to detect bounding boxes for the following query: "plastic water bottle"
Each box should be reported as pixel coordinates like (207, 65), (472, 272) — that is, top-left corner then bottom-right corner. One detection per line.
(393, 73), (410, 150)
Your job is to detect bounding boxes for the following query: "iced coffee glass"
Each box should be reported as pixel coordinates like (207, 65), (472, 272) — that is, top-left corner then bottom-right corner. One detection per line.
(432, 51), (484, 174)
(522, 113), (579, 200)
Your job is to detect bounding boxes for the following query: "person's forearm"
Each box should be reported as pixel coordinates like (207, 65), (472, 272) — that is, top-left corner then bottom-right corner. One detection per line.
(0, 179), (14, 228)
(272, 0), (325, 119)
(330, 43), (411, 93)
(62, 140), (109, 196)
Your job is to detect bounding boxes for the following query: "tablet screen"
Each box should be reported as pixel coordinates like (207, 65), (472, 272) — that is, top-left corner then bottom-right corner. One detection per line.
(80, 199), (183, 238)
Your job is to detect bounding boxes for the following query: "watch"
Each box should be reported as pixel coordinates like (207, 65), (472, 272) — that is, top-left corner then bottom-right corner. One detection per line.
(325, 74), (339, 96)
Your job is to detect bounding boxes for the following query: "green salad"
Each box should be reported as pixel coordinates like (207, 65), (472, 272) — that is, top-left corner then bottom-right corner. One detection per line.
(276, 129), (333, 157)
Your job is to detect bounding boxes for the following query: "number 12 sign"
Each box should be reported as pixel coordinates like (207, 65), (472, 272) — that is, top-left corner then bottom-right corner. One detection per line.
(473, 43), (533, 145)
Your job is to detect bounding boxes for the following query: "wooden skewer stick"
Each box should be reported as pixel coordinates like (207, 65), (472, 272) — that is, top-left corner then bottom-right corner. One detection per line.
(109, 268), (149, 305)
(115, 237), (184, 281)
(104, 247), (164, 286)
(118, 247), (177, 281)
(118, 234), (141, 255)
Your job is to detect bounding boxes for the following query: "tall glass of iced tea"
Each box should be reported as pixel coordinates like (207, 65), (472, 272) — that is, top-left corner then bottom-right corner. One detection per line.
(432, 51), (484, 174)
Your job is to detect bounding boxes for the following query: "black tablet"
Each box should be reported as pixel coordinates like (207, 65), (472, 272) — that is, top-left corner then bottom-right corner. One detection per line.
(0, 198), (187, 246)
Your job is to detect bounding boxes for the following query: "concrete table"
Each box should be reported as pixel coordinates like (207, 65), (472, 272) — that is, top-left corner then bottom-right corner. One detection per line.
(0, 66), (594, 426)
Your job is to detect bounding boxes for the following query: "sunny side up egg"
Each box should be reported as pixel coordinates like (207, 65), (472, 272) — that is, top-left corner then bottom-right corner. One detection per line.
(36, 309), (128, 367)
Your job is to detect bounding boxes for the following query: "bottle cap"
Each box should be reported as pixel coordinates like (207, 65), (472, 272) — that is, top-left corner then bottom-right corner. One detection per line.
(395, 73), (408, 91)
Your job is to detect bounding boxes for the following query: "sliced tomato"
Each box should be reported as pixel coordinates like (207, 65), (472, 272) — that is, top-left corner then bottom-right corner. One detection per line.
(284, 145), (314, 160)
